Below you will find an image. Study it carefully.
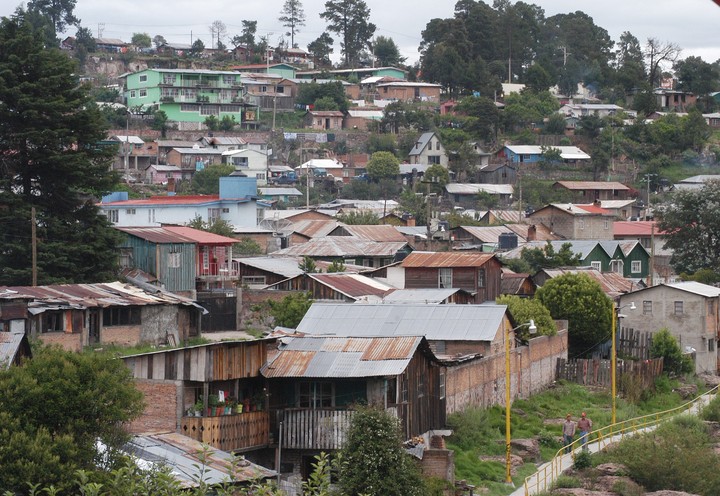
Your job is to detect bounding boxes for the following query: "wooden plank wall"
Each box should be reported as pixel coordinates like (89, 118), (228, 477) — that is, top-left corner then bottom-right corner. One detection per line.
(556, 357), (663, 390)
(181, 411), (269, 452)
(280, 409), (354, 450)
(618, 327), (654, 360)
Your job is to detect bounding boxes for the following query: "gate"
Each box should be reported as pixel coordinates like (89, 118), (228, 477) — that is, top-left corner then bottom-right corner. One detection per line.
(197, 291), (237, 332)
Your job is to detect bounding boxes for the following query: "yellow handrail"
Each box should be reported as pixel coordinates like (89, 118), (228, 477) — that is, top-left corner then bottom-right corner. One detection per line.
(522, 385), (719, 496)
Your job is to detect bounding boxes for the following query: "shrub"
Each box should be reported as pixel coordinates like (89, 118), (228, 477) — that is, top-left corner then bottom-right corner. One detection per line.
(573, 451), (592, 470)
(701, 393), (720, 422)
(554, 475), (582, 488)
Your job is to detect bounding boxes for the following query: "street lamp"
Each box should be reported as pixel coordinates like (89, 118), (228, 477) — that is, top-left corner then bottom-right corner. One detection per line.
(611, 301), (636, 424)
(505, 319), (537, 485)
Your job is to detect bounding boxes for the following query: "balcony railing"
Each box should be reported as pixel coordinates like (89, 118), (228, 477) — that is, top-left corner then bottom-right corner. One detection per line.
(280, 408), (355, 450)
(181, 411), (269, 452)
(198, 263), (238, 278)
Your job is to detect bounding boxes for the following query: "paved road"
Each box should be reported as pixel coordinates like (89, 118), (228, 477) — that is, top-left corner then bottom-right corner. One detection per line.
(509, 393), (714, 496)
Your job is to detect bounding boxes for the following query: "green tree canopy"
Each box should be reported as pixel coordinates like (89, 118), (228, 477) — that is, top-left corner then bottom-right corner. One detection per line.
(0, 15), (121, 285)
(278, 0), (305, 48)
(337, 406), (428, 496)
(496, 294), (556, 339)
(0, 345), (144, 491)
(269, 292), (313, 328)
(337, 210), (380, 224)
(189, 164), (235, 194)
(535, 273), (612, 357)
(657, 180), (720, 274)
(650, 328), (694, 377)
(372, 35), (405, 67)
(320, 0), (376, 68)
(366, 151), (400, 182)
(297, 81), (349, 112)
(307, 32), (334, 67)
(27, 0), (78, 38)
(510, 241), (581, 274)
(131, 32), (151, 48)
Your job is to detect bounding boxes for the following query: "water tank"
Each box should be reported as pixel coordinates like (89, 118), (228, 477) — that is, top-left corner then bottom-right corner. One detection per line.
(498, 232), (519, 250)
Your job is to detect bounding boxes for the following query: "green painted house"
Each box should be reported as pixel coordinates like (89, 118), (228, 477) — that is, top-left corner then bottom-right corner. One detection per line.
(295, 66), (407, 81)
(123, 69), (252, 127)
(503, 239), (650, 279)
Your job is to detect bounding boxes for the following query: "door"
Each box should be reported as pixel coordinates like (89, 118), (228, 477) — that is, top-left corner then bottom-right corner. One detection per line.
(88, 309), (100, 345)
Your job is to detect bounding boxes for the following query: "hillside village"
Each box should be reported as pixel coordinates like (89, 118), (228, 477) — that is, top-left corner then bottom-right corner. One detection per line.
(2, 0), (720, 494)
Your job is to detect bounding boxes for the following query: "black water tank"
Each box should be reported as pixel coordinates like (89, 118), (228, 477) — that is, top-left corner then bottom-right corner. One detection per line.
(498, 232), (519, 250)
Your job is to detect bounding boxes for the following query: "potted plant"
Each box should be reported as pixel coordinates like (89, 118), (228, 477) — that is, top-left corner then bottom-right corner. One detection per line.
(216, 401), (225, 417)
(194, 399), (204, 417)
(208, 394), (219, 417)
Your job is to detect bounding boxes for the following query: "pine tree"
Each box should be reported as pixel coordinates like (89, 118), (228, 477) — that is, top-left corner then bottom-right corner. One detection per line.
(0, 14), (121, 285)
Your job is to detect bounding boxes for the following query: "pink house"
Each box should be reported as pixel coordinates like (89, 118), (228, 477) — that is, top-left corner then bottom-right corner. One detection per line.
(145, 164), (183, 185)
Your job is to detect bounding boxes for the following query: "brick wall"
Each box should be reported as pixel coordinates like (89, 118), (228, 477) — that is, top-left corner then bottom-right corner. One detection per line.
(102, 325), (141, 346)
(444, 330), (568, 413)
(128, 379), (181, 434)
(40, 332), (83, 352)
(420, 449), (455, 482)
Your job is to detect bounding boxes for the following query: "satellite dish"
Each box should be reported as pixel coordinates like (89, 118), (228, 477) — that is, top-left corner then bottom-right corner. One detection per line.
(259, 217), (294, 238)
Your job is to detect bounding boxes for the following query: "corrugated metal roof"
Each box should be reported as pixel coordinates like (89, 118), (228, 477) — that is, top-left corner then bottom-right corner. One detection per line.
(445, 183), (514, 195)
(338, 225), (408, 242)
(506, 146), (591, 160)
(235, 256), (367, 278)
(259, 188), (303, 196)
(401, 251), (496, 268)
(667, 281), (720, 297)
(0, 282), (202, 313)
(261, 336), (422, 378)
(506, 223), (561, 241)
(457, 226), (515, 244)
(0, 332), (26, 369)
(273, 237), (407, 257)
(382, 288), (463, 304)
(102, 195), (228, 207)
(117, 226), (236, 245)
(408, 132), (435, 156)
(291, 219), (341, 238)
(126, 432), (274, 487)
(308, 273), (395, 298)
(555, 181), (629, 190)
(296, 303), (507, 342)
(536, 267), (636, 297)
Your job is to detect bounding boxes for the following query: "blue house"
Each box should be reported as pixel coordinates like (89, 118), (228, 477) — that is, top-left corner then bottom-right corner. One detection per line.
(502, 145), (591, 165)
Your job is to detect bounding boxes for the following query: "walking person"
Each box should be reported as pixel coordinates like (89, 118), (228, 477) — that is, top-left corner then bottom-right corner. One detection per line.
(562, 414), (576, 454)
(577, 412), (593, 451)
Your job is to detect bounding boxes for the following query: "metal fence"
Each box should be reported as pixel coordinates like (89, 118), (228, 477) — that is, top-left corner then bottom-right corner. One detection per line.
(523, 385), (719, 496)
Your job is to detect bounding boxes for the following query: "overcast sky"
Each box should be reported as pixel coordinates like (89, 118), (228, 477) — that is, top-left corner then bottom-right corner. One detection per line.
(4, 0), (720, 65)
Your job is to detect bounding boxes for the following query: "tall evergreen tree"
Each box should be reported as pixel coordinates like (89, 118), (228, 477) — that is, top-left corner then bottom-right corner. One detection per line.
(0, 14), (121, 285)
(278, 0), (306, 48)
(320, 0), (376, 68)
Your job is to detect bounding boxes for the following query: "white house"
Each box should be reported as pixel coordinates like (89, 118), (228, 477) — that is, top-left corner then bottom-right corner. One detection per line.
(99, 176), (270, 227)
(222, 148), (269, 185)
(408, 132), (448, 168)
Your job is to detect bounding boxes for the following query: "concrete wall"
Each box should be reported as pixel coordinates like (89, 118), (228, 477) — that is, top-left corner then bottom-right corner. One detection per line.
(444, 330), (568, 414)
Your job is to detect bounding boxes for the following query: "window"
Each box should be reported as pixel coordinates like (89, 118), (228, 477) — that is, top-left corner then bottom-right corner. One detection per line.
(709, 339), (716, 352)
(438, 268), (452, 288)
(604, 219), (610, 230)
(297, 382), (333, 408)
(139, 89), (147, 98)
(674, 301), (684, 315)
(257, 208), (265, 225)
(610, 259), (623, 273)
(417, 373), (425, 398)
(222, 75), (235, 85)
(208, 208), (220, 222)
(220, 105), (240, 113)
(222, 208), (230, 213)
(42, 311), (64, 332)
(242, 276), (266, 285)
(277, 85), (285, 93)
(130, 90), (136, 98)
(200, 106), (220, 115)
(401, 373), (408, 403)
(256, 173), (266, 180)
(119, 248), (133, 268)
(344, 258), (356, 265)
(180, 103), (199, 112)
(125, 208), (136, 215)
(477, 268), (486, 288)
(591, 261), (602, 271)
(643, 301), (652, 315)
(162, 75), (176, 84)
(103, 307), (141, 326)
(107, 210), (118, 223)
(579, 219), (585, 230)
(139, 74), (147, 83)
(631, 261), (641, 273)
(202, 248), (210, 269)
(428, 155), (441, 165)
(439, 371), (446, 400)
(168, 252), (181, 268)
(261, 85), (267, 92)
(147, 209), (155, 223)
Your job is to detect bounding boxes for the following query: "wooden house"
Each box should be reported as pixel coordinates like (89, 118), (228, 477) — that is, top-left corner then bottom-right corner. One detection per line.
(383, 251), (503, 303)
(122, 340), (271, 454)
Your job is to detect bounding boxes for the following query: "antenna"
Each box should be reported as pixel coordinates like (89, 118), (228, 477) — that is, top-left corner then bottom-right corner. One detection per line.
(97, 23), (105, 38)
(259, 217), (294, 238)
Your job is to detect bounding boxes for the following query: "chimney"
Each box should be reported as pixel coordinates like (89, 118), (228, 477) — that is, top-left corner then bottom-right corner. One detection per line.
(527, 224), (536, 241)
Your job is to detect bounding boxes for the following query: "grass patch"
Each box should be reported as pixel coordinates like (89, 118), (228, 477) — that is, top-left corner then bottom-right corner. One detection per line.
(447, 379), (697, 495)
(86, 336), (211, 357)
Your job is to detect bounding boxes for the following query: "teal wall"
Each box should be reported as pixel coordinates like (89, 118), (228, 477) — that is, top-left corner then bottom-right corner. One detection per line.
(120, 234), (196, 293)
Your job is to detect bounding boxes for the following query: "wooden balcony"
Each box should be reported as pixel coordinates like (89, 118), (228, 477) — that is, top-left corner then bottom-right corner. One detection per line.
(280, 408), (355, 450)
(181, 411), (269, 452)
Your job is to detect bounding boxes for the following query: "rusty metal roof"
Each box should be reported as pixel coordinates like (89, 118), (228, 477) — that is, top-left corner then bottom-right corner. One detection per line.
(506, 223), (561, 241)
(536, 267), (637, 297)
(401, 251), (496, 268)
(261, 335), (423, 378)
(308, 273), (395, 299)
(273, 237), (407, 258)
(335, 225), (408, 242)
(0, 282), (203, 313)
(290, 219), (341, 238)
(117, 226), (237, 245)
(456, 226), (515, 244)
(555, 181), (629, 190)
(0, 332), (28, 369)
(126, 432), (274, 487)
